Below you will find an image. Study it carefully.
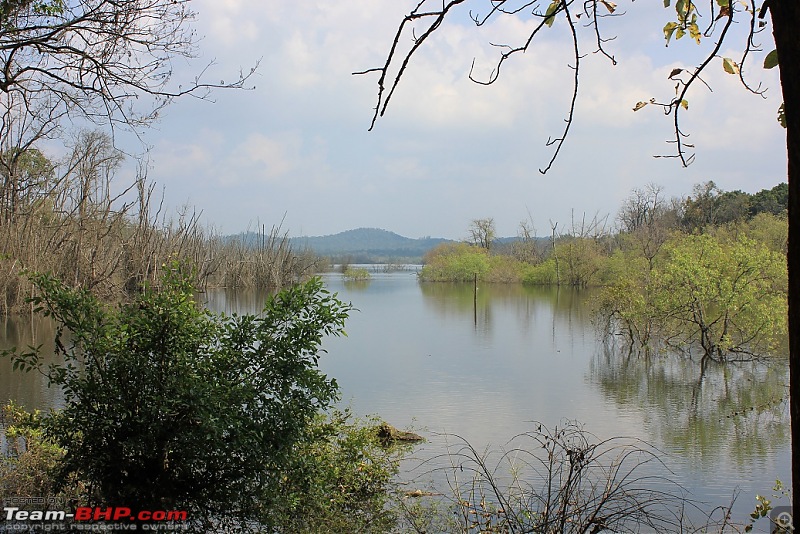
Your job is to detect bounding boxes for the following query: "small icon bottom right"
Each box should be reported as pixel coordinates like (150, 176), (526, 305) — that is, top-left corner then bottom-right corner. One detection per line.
(770, 506), (793, 532)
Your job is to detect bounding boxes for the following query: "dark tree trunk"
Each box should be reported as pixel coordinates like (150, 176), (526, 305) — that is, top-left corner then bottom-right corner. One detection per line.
(769, 0), (800, 519)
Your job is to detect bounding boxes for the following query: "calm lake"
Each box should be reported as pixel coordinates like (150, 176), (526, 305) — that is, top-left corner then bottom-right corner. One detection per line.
(1, 269), (791, 525)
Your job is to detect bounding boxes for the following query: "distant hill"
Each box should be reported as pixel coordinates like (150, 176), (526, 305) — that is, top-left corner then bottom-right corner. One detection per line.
(289, 228), (453, 262)
(227, 227), (545, 263)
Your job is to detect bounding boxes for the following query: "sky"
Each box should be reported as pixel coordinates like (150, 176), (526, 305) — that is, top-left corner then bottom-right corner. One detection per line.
(126, 0), (786, 240)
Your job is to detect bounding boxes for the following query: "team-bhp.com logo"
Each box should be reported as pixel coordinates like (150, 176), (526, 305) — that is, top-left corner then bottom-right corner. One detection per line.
(73, 508), (187, 522)
(4, 504), (188, 531)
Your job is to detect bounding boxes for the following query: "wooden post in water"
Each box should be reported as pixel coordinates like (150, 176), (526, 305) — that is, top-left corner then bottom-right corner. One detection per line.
(473, 272), (478, 326)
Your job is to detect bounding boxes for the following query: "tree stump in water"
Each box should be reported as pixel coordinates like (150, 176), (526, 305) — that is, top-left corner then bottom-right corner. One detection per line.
(376, 423), (423, 445)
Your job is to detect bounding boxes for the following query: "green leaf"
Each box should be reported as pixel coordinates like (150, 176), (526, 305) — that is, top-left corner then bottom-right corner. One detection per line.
(778, 103), (786, 128)
(680, 99), (689, 110)
(722, 57), (740, 74)
(676, 0), (689, 18)
(764, 49), (779, 69)
(663, 22), (679, 44)
(664, 0), (670, 6)
(544, 0), (560, 27)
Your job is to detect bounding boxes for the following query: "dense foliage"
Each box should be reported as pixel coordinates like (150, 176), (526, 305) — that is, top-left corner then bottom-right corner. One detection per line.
(599, 233), (787, 360)
(1, 402), (404, 533)
(419, 181), (789, 359)
(1, 265), (409, 531)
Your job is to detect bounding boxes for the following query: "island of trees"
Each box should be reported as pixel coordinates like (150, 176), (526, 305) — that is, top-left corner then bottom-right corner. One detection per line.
(421, 181), (788, 361)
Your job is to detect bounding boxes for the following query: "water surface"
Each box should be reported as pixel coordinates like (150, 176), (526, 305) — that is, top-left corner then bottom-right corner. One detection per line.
(2, 271), (790, 525)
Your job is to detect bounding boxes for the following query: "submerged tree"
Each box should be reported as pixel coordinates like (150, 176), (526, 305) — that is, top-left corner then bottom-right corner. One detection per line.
(600, 233), (787, 360)
(359, 0), (800, 513)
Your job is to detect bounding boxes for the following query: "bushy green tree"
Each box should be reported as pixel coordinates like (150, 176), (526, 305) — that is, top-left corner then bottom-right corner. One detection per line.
(749, 183), (789, 218)
(6, 263), (352, 529)
(420, 242), (491, 282)
(600, 234), (787, 360)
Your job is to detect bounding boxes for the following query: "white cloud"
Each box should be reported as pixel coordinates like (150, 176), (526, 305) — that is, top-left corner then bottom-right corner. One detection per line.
(199, 0), (260, 47)
(229, 132), (298, 183)
(138, 0), (787, 238)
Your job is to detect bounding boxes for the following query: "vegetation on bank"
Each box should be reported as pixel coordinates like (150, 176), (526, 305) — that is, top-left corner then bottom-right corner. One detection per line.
(1, 265), (405, 532)
(421, 182), (787, 287)
(420, 181), (789, 359)
(0, 132), (320, 315)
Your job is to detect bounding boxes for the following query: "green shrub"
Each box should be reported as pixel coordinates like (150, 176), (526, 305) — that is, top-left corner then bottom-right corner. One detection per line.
(485, 255), (527, 283)
(522, 258), (558, 285)
(343, 267), (371, 281)
(0, 402), (79, 501)
(272, 409), (405, 533)
(4, 263), (355, 530)
(420, 243), (490, 282)
(595, 249), (649, 286)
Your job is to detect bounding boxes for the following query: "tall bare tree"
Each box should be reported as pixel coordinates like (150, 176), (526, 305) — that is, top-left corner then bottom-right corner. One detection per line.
(469, 217), (496, 251)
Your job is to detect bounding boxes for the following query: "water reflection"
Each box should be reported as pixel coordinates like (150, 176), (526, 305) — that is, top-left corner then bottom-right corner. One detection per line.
(0, 314), (62, 410)
(343, 280), (371, 291)
(590, 340), (790, 467)
(0, 273), (790, 519)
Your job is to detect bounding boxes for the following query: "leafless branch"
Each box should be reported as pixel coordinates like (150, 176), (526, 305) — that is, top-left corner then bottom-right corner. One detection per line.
(0, 0), (258, 134)
(361, 0), (773, 172)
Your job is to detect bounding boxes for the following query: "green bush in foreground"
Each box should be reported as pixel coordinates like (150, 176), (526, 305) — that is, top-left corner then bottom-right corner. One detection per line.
(1, 401), (404, 533)
(4, 264), (384, 531)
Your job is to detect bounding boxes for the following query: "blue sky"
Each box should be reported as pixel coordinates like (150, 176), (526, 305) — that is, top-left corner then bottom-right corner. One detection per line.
(131, 0), (786, 240)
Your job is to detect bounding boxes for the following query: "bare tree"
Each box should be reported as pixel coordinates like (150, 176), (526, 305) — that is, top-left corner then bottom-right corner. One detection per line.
(618, 184), (664, 234)
(554, 210), (609, 287)
(468, 217), (496, 251)
(0, 90), (63, 222)
(0, 0), (256, 132)
(618, 184), (677, 270)
(513, 215), (541, 263)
